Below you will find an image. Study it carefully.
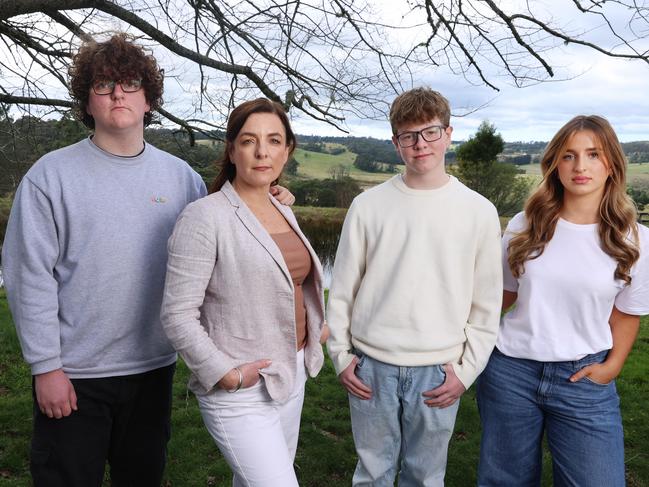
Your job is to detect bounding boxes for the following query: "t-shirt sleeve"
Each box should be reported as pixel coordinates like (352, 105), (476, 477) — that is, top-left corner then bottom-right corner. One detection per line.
(614, 224), (649, 315)
(502, 214), (523, 293)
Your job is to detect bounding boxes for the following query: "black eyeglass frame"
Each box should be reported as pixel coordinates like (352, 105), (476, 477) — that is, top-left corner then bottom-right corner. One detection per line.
(91, 79), (143, 96)
(395, 124), (448, 148)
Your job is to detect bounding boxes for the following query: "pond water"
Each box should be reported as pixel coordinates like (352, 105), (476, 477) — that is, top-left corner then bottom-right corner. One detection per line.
(297, 216), (342, 288)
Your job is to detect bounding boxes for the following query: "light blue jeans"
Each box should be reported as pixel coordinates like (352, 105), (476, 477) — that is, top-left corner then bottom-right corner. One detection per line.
(349, 352), (459, 487)
(476, 348), (625, 487)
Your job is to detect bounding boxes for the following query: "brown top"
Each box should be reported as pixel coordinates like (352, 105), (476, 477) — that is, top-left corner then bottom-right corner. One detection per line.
(271, 230), (312, 350)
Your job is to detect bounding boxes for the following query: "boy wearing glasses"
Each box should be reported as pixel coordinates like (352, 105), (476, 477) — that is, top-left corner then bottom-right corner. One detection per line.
(327, 87), (502, 485)
(1, 34), (206, 486)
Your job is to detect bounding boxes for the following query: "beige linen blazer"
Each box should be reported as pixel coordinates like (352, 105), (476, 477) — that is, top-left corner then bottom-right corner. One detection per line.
(161, 181), (325, 402)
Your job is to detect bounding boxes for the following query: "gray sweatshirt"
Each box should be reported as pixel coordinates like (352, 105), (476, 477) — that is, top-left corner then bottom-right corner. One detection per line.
(2, 138), (206, 377)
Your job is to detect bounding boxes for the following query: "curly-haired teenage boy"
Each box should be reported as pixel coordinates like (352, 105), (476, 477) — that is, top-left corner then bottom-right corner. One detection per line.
(2, 33), (207, 486)
(327, 87), (503, 486)
(2, 34), (204, 486)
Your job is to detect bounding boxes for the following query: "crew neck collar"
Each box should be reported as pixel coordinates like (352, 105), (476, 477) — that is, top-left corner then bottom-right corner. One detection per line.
(391, 173), (455, 195)
(89, 136), (146, 159)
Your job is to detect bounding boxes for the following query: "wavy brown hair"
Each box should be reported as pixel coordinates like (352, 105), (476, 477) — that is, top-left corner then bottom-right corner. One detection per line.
(508, 115), (639, 284)
(209, 98), (296, 193)
(69, 33), (164, 129)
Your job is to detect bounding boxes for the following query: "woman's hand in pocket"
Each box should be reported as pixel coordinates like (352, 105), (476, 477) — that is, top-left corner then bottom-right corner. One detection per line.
(218, 359), (272, 390)
(570, 362), (618, 385)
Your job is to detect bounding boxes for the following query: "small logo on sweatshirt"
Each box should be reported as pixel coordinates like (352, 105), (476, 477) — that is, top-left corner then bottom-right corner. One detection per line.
(151, 196), (168, 203)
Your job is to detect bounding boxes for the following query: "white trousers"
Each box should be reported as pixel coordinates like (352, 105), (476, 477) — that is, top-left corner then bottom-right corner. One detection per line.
(196, 349), (307, 487)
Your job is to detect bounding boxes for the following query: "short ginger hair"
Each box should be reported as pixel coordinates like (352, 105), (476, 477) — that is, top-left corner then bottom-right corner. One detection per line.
(68, 33), (164, 129)
(389, 87), (451, 134)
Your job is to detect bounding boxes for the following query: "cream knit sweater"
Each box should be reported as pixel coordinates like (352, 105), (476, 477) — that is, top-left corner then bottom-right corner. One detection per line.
(326, 174), (503, 388)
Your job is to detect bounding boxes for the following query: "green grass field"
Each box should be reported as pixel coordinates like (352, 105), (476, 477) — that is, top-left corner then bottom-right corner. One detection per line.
(292, 206), (348, 224)
(293, 149), (649, 195)
(292, 148), (396, 187)
(195, 140), (396, 188)
(197, 137), (649, 194)
(0, 289), (648, 486)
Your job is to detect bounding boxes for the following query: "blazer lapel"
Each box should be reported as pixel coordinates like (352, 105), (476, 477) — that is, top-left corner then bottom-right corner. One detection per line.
(270, 197), (324, 286)
(221, 182), (293, 287)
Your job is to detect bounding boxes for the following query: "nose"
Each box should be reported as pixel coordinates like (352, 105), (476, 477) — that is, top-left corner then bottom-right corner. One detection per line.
(110, 84), (126, 99)
(573, 155), (586, 172)
(412, 132), (428, 149)
(255, 140), (269, 158)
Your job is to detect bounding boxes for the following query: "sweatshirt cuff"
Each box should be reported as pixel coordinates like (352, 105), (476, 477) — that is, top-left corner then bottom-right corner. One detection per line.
(329, 349), (355, 376)
(31, 357), (64, 376)
(452, 361), (478, 390)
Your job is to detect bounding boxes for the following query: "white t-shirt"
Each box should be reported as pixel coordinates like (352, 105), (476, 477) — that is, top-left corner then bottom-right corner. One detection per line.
(497, 212), (649, 361)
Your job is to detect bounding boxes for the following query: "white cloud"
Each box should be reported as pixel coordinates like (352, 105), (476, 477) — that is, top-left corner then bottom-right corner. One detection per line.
(292, 1), (649, 143)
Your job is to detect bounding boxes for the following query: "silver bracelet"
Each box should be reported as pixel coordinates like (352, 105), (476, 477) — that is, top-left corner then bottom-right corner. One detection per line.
(226, 367), (243, 393)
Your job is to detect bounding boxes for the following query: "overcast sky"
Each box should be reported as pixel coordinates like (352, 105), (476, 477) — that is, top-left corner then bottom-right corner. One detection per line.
(4, 1), (647, 143)
(285, 1), (649, 143)
(292, 54), (649, 143)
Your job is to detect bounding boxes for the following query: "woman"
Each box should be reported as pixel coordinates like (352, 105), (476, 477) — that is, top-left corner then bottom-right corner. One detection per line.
(477, 115), (649, 486)
(161, 98), (326, 486)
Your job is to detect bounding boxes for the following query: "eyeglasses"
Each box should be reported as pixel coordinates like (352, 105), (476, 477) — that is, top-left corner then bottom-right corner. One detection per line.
(91, 79), (143, 95)
(396, 125), (447, 148)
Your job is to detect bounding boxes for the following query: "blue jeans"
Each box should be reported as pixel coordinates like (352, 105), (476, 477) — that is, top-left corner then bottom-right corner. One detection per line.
(349, 352), (459, 487)
(476, 348), (625, 487)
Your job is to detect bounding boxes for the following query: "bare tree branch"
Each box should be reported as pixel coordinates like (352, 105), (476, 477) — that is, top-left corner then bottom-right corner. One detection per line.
(0, 0), (648, 135)
(0, 93), (73, 107)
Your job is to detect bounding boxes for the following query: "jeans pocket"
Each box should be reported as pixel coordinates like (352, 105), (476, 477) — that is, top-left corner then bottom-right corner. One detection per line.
(439, 364), (447, 380)
(582, 376), (613, 387)
(353, 350), (366, 368)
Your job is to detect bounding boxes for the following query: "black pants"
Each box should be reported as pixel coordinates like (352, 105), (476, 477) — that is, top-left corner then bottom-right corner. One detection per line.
(30, 363), (175, 487)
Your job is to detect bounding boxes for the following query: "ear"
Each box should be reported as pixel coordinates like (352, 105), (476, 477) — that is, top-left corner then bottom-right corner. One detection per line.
(445, 125), (453, 140)
(391, 135), (399, 150)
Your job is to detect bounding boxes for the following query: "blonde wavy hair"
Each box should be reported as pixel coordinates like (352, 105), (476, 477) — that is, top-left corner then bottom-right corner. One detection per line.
(508, 115), (639, 284)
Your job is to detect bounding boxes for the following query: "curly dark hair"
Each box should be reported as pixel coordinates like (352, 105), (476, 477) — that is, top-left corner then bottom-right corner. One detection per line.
(68, 33), (164, 129)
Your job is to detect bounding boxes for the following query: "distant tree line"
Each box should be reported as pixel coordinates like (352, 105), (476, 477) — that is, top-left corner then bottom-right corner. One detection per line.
(628, 187), (649, 209)
(0, 111), (232, 194)
(345, 138), (401, 165)
(143, 129), (221, 185)
(289, 165), (361, 208)
(502, 141), (548, 153)
(298, 134), (402, 173)
(299, 141), (345, 155)
(352, 153), (399, 173)
(297, 135), (649, 172)
(496, 141), (649, 166)
(0, 111), (89, 196)
(2, 112), (648, 219)
(501, 154), (532, 165)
